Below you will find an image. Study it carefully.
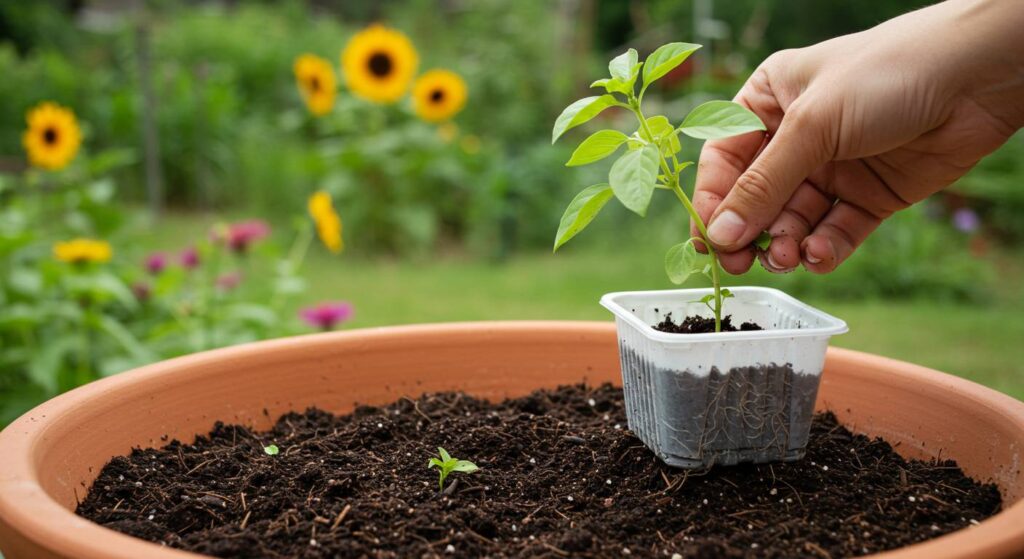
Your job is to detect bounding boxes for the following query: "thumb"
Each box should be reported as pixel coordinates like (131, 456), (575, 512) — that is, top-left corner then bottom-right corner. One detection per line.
(705, 104), (834, 252)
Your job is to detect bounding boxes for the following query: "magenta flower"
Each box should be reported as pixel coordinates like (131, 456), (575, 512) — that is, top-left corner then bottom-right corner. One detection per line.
(179, 246), (200, 270)
(145, 252), (168, 275)
(215, 220), (271, 254)
(298, 302), (354, 331)
(952, 208), (980, 234)
(216, 271), (243, 291)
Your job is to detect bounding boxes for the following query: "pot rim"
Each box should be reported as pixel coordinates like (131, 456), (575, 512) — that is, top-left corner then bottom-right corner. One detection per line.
(600, 286), (848, 343)
(0, 321), (1021, 559)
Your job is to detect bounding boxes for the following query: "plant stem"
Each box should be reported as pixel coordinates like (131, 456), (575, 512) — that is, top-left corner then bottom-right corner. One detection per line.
(631, 98), (724, 332)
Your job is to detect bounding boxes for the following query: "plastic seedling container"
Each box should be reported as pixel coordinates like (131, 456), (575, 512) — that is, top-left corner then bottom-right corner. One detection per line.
(600, 286), (848, 469)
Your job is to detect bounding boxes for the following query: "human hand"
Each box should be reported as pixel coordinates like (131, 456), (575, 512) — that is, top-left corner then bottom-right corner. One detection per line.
(692, 0), (1024, 274)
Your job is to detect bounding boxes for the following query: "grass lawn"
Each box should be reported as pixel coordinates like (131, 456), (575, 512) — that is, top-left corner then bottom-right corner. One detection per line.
(137, 212), (1024, 401)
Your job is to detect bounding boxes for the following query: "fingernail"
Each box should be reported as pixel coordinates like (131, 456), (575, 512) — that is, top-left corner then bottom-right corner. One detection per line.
(805, 252), (822, 264)
(766, 252), (785, 271)
(707, 210), (746, 247)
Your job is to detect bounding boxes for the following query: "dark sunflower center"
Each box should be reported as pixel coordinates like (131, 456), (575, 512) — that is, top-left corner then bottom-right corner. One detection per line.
(309, 76), (321, 92)
(367, 52), (393, 78)
(430, 89), (445, 104)
(43, 127), (59, 145)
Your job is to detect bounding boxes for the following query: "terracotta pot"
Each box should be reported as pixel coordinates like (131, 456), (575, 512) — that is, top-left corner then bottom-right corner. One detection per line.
(0, 321), (1023, 559)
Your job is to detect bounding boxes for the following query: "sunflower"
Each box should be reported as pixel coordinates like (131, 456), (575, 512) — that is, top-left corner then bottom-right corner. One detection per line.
(341, 24), (418, 104)
(53, 238), (112, 264)
(413, 70), (467, 123)
(22, 102), (82, 171)
(308, 191), (344, 253)
(293, 54), (337, 116)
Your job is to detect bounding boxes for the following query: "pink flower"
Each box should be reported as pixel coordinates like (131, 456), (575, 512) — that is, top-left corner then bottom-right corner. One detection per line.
(179, 246), (200, 269)
(298, 302), (354, 331)
(215, 220), (270, 254)
(952, 208), (980, 234)
(145, 252), (168, 275)
(216, 271), (243, 291)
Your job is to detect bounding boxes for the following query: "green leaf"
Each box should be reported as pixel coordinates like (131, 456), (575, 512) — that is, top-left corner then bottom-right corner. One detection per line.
(754, 231), (773, 250)
(553, 184), (614, 252)
(567, 130), (629, 167)
(28, 337), (77, 395)
(695, 294), (715, 304)
(721, 288), (735, 299)
(428, 457), (445, 468)
(94, 314), (157, 363)
(643, 42), (701, 87)
(665, 240), (701, 284)
(263, 444), (279, 455)
(609, 145), (660, 216)
(552, 96), (618, 144)
(590, 77), (632, 95)
(638, 116), (681, 157)
(609, 48), (639, 81)
(452, 460), (479, 473)
(438, 447), (452, 463)
(678, 100), (766, 140)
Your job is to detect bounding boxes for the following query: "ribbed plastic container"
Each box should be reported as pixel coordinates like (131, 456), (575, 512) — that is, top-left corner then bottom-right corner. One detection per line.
(600, 287), (848, 469)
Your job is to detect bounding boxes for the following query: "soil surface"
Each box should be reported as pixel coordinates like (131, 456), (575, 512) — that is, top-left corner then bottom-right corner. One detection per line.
(654, 313), (762, 334)
(77, 385), (1001, 558)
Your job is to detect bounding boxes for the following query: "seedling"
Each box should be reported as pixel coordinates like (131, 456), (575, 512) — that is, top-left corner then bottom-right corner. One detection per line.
(552, 42), (768, 332)
(427, 447), (479, 490)
(263, 444), (279, 455)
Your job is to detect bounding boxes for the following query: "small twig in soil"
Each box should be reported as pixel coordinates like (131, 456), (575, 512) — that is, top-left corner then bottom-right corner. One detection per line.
(540, 543), (570, 557)
(239, 510), (252, 530)
(331, 504), (352, 531)
(804, 541), (833, 558)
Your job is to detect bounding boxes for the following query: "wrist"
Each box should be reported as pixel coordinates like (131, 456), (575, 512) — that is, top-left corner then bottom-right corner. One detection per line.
(950, 0), (1024, 130)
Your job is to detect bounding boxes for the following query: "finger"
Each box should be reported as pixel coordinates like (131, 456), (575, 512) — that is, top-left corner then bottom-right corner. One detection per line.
(801, 201), (883, 273)
(718, 246), (757, 275)
(691, 66), (782, 253)
(706, 99), (836, 252)
(759, 180), (835, 272)
(691, 133), (767, 253)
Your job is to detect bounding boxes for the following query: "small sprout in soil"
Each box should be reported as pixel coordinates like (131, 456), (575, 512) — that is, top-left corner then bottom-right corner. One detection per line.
(427, 447), (479, 491)
(263, 444), (279, 455)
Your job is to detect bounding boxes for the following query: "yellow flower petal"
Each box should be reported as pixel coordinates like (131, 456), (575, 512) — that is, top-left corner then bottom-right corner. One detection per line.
(341, 24), (419, 104)
(23, 102), (81, 171)
(413, 69), (467, 123)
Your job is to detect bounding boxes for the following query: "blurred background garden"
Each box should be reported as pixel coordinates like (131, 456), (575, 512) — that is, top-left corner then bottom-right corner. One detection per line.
(1, 0), (1022, 425)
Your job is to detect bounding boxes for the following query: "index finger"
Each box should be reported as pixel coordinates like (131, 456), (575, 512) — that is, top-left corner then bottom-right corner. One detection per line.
(690, 69), (784, 252)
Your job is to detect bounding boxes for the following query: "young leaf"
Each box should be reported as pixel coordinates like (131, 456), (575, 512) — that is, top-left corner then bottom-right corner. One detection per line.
(452, 460), (479, 473)
(590, 78), (632, 95)
(721, 288), (735, 298)
(553, 184), (615, 251)
(643, 42), (701, 87)
(665, 240), (701, 284)
(609, 48), (639, 81)
(552, 95), (618, 144)
(754, 231), (773, 250)
(567, 130), (629, 166)
(696, 294), (715, 304)
(263, 444), (279, 455)
(678, 100), (766, 140)
(638, 116), (681, 157)
(428, 457), (445, 468)
(438, 447), (452, 463)
(609, 145), (660, 216)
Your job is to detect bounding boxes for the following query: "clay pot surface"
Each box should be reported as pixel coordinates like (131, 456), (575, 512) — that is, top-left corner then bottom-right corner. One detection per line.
(1, 321), (1023, 559)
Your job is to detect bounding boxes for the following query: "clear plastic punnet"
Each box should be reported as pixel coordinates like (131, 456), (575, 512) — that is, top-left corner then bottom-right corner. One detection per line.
(601, 287), (848, 469)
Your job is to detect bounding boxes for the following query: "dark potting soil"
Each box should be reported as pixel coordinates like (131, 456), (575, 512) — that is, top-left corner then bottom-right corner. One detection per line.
(76, 385), (1001, 559)
(653, 313), (763, 334)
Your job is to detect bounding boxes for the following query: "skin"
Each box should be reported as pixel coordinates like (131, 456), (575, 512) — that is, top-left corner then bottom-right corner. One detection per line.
(692, 0), (1024, 274)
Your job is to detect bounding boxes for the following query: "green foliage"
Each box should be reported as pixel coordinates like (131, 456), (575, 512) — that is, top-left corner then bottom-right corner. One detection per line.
(427, 447), (479, 491)
(553, 184), (614, 252)
(0, 148), (317, 425)
(552, 43), (766, 331)
(678, 101), (766, 140)
(263, 444), (280, 455)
